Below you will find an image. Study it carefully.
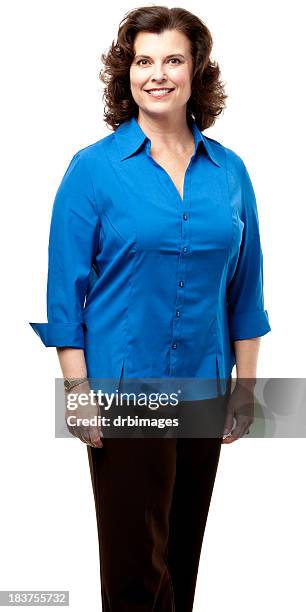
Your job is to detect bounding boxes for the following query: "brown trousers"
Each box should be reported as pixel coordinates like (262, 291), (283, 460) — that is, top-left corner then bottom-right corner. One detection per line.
(87, 381), (231, 611)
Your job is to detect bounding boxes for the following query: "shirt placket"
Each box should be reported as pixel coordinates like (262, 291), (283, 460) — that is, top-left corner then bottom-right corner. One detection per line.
(168, 166), (193, 376)
(145, 138), (198, 376)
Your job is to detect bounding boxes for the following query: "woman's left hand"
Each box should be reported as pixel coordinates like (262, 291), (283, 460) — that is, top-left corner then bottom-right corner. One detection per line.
(221, 381), (255, 444)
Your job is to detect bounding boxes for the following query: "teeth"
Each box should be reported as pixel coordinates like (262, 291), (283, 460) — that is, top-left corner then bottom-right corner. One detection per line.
(147, 89), (173, 96)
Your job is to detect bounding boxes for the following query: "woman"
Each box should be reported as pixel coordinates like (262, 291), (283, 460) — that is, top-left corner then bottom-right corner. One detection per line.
(29, 6), (271, 611)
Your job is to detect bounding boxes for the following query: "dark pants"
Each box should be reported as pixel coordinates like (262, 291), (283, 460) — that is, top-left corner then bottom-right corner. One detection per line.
(87, 381), (231, 611)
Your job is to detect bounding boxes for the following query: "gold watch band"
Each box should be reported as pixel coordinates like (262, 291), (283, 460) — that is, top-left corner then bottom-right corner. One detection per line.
(64, 377), (88, 392)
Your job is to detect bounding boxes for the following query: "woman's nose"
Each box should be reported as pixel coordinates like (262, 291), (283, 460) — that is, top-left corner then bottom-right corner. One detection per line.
(150, 65), (167, 81)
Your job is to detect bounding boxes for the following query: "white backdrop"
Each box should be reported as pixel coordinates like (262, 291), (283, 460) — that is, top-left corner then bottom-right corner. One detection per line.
(1, 1), (305, 610)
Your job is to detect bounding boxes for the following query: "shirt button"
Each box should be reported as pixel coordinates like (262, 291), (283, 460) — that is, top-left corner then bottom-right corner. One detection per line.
(183, 246), (188, 253)
(176, 310), (180, 317)
(178, 280), (184, 288)
(183, 213), (188, 220)
(172, 343), (177, 349)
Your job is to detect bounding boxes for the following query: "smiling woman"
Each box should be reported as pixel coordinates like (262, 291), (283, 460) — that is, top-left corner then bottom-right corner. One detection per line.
(130, 29), (194, 110)
(29, 4), (271, 612)
(100, 9), (227, 130)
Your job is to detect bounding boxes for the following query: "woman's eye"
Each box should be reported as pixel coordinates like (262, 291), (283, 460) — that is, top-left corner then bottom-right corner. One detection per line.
(136, 58), (182, 66)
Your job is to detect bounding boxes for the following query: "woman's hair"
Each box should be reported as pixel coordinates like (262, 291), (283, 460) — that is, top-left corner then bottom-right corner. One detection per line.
(100, 5), (227, 131)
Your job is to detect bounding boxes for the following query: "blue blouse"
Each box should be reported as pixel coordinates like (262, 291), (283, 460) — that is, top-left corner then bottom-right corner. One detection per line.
(28, 115), (271, 399)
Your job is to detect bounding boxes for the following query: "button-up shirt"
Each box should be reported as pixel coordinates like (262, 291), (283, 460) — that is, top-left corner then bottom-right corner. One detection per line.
(29, 115), (271, 399)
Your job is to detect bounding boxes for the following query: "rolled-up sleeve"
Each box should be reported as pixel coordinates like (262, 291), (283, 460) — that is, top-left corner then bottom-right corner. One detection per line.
(28, 151), (100, 348)
(227, 162), (271, 341)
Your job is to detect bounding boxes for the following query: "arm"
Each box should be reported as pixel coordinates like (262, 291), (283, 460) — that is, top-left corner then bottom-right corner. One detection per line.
(227, 161), (271, 389)
(56, 347), (87, 379)
(29, 151), (100, 349)
(233, 337), (260, 391)
(57, 346), (102, 447)
(28, 151), (102, 446)
(223, 337), (260, 442)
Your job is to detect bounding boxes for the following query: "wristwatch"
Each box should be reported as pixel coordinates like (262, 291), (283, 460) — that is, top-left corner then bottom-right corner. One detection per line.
(64, 377), (88, 392)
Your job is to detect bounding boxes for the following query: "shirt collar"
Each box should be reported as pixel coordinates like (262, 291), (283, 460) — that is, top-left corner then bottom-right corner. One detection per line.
(114, 115), (221, 167)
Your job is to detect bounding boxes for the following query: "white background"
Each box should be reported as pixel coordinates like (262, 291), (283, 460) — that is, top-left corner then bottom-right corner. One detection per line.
(1, 1), (305, 610)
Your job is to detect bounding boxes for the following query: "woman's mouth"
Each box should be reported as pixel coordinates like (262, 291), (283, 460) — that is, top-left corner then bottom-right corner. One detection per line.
(144, 88), (175, 98)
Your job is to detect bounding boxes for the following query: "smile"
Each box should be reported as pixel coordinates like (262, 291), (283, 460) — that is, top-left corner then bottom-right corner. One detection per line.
(145, 88), (175, 98)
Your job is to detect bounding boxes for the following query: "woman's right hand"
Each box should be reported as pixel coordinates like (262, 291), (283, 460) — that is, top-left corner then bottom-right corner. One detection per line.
(64, 380), (103, 448)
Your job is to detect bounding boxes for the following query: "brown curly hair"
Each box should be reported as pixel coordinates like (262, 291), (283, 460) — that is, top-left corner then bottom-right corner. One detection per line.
(99, 5), (227, 131)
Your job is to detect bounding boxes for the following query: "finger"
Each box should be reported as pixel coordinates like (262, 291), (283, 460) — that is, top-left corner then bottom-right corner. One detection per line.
(80, 424), (93, 446)
(236, 419), (253, 437)
(233, 423), (247, 439)
(88, 426), (103, 448)
(76, 425), (90, 445)
(223, 412), (234, 436)
(222, 424), (245, 443)
(98, 426), (104, 445)
(222, 433), (239, 444)
(223, 420), (252, 442)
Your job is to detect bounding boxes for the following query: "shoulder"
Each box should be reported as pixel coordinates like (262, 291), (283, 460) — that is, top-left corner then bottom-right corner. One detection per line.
(54, 133), (116, 200)
(76, 130), (115, 158)
(67, 131), (117, 176)
(204, 134), (247, 178)
(205, 136), (258, 213)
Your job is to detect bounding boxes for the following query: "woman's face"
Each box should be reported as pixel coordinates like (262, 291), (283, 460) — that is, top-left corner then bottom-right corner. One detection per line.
(130, 29), (194, 119)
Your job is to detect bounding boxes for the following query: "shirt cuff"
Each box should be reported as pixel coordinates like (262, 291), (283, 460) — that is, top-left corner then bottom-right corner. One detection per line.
(28, 322), (85, 348)
(228, 309), (271, 341)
